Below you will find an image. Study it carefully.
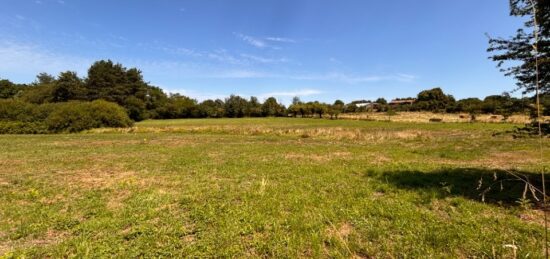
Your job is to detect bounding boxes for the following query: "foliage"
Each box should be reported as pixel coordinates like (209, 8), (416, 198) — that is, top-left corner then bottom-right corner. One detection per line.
(488, 0), (550, 94)
(261, 97), (285, 117)
(45, 100), (132, 133)
(0, 99), (132, 133)
(0, 60), (544, 125)
(414, 87), (456, 112)
(224, 95), (249, 118)
(51, 71), (86, 102)
(0, 79), (24, 99)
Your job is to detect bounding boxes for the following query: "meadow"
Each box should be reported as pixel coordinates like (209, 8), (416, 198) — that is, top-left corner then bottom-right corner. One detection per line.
(1, 118), (549, 257)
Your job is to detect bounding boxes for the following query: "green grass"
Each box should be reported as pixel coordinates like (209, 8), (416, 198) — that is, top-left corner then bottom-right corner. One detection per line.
(1, 118), (549, 257)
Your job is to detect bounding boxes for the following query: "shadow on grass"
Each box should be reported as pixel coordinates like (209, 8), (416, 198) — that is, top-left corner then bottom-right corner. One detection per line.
(368, 168), (548, 207)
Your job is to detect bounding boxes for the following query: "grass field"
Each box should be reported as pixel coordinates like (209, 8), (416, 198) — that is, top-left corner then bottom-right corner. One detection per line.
(1, 118), (549, 257)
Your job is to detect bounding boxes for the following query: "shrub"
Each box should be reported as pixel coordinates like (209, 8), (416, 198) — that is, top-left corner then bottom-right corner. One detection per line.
(0, 99), (35, 122)
(45, 101), (132, 133)
(0, 99), (132, 133)
(0, 121), (49, 134)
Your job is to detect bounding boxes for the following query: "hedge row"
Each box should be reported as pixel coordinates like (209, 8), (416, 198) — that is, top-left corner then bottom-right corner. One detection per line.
(0, 100), (133, 133)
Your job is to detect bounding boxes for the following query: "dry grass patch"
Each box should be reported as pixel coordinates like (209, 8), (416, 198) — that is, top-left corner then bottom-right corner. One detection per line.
(325, 222), (355, 256)
(475, 151), (539, 169)
(519, 210), (547, 227)
(59, 168), (138, 190)
(284, 151), (352, 163)
(339, 112), (541, 124)
(0, 229), (67, 255)
(91, 125), (431, 143)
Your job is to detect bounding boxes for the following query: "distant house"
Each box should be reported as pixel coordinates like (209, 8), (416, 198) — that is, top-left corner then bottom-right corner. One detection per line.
(356, 102), (380, 109)
(389, 98), (416, 105)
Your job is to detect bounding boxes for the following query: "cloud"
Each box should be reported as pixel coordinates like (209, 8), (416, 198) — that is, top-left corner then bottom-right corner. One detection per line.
(0, 40), (91, 80)
(235, 33), (267, 48)
(394, 73), (417, 82)
(161, 46), (203, 58)
(240, 54), (288, 64)
(259, 89), (322, 98)
(265, 37), (295, 43)
(329, 57), (341, 64)
(235, 34), (296, 49)
(34, 0), (42, 4)
(212, 70), (270, 79)
(289, 72), (416, 84)
(157, 43), (289, 65)
(57, 0), (65, 4)
(15, 15), (25, 20)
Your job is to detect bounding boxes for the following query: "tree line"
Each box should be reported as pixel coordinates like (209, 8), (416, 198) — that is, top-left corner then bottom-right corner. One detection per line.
(0, 59), (548, 133)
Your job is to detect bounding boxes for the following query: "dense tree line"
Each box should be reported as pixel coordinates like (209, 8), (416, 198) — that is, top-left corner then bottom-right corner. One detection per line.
(0, 60), (288, 122)
(1, 60), (547, 133)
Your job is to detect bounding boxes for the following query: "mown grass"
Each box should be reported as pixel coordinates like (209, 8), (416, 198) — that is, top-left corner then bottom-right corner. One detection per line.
(1, 118), (549, 257)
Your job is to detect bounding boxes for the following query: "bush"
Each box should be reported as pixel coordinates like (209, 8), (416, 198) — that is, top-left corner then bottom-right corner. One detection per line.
(0, 100), (35, 122)
(0, 100), (132, 133)
(45, 100), (133, 133)
(0, 121), (49, 134)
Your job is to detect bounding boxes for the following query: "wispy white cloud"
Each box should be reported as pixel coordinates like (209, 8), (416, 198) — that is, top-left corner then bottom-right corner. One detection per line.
(259, 89), (322, 98)
(157, 43), (289, 65)
(289, 72), (416, 84)
(34, 0), (42, 4)
(160, 46), (203, 57)
(194, 69), (416, 84)
(211, 70), (270, 79)
(0, 40), (91, 80)
(265, 37), (295, 43)
(234, 33), (296, 49)
(57, 0), (65, 4)
(235, 33), (267, 48)
(240, 54), (288, 64)
(15, 15), (25, 20)
(329, 57), (341, 64)
(394, 73), (417, 82)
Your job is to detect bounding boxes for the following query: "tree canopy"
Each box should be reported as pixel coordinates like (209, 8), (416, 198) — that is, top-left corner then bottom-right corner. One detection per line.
(488, 0), (550, 94)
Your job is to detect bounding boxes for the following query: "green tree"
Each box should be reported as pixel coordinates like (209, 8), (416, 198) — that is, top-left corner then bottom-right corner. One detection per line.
(248, 96), (263, 117)
(375, 98), (387, 104)
(199, 99), (225, 118)
(488, 0), (550, 94)
(35, 73), (55, 85)
(261, 97), (285, 117)
(224, 95), (249, 118)
(456, 98), (483, 114)
(311, 101), (328, 118)
(51, 71), (86, 102)
(0, 79), (21, 99)
(415, 87), (455, 112)
(344, 103), (358, 113)
(288, 97), (302, 117)
(330, 100), (344, 119)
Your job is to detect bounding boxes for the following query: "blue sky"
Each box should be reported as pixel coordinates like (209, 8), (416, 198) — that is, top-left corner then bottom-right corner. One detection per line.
(0, 0), (525, 104)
